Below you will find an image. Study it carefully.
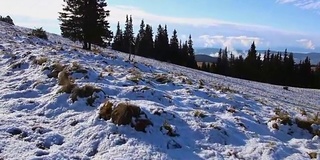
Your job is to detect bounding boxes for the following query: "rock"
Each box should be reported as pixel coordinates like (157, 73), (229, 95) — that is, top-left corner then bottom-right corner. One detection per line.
(35, 150), (49, 156)
(134, 119), (153, 132)
(32, 126), (52, 134)
(70, 120), (79, 126)
(6, 127), (22, 135)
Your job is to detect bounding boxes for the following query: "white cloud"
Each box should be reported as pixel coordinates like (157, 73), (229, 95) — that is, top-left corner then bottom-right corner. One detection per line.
(199, 35), (262, 48)
(0, 0), (63, 34)
(0, 1), (318, 51)
(276, 0), (320, 10)
(108, 5), (276, 30)
(296, 39), (315, 49)
(199, 35), (262, 57)
(276, 0), (297, 4)
(0, 0), (62, 20)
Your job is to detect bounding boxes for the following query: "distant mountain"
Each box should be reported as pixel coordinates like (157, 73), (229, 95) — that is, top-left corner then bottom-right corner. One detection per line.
(195, 48), (320, 65)
(194, 54), (218, 63)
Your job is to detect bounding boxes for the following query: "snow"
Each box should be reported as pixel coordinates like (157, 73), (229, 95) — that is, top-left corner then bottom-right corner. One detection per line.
(0, 21), (319, 159)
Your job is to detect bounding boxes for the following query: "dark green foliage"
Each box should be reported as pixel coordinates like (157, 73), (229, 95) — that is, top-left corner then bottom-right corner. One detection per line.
(186, 35), (198, 69)
(111, 15), (198, 70)
(112, 22), (123, 51)
(58, 0), (112, 50)
(31, 27), (48, 40)
(169, 29), (180, 64)
(122, 15), (134, 53)
(198, 41), (320, 89)
(0, 15), (14, 25)
(155, 25), (169, 61)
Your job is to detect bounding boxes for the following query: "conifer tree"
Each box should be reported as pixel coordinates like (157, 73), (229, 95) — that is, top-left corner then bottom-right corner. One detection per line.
(123, 15), (134, 53)
(58, 0), (112, 50)
(169, 29), (179, 64)
(112, 21), (123, 51)
(136, 20), (145, 56)
(244, 42), (259, 80)
(141, 24), (154, 58)
(186, 35), (197, 68)
(155, 25), (169, 61)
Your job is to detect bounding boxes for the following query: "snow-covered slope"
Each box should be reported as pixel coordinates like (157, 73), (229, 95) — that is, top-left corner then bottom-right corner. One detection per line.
(0, 21), (319, 160)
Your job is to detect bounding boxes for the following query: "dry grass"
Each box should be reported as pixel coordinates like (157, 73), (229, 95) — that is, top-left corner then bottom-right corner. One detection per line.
(10, 62), (22, 69)
(295, 118), (313, 132)
(193, 110), (207, 118)
(271, 123), (279, 130)
(33, 57), (48, 65)
(57, 70), (72, 85)
(308, 152), (317, 159)
(269, 108), (292, 125)
(213, 84), (234, 93)
(111, 103), (141, 125)
(154, 74), (171, 84)
(160, 121), (179, 137)
(104, 66), (114, 73)
(47, 62), (65, 78)
(151, 108), (165, 116)
(70, 84), (104, 102)
(295, 112), (320, 136)
(92, 46), (102, 54)
(57, 83), (77, 94)
(134, 119), (153, 133)
(70, 61), (87, 74)
(199, 79), (205, 88)
(274, 107), (281, 115)
(86, 96), (98, 107)
(52, 62), (65, 71)
(98, 72), (104, 79)
(127, 68), (143, 84)
(226, 107), (237, 114)
(127, 74), (142, 84)
(99, 101), (114, 120)
(182, 78), (193, 85)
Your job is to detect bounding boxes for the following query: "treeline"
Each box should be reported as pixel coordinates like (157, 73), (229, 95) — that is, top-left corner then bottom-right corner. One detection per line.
(200, 42), (320, 89)
(112, 15), (198, 69)
(0, 15), (14, 25)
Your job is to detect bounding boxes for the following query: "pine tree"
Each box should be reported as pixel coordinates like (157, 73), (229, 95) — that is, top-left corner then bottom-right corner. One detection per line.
(244, 41), (259, 80)
(154, 25), (169, 61)
(112, 21), (123, 51)
(58, 0), (112, 50)
(216, 48), (223, 74)
(141, 24), (154, 58)
(135, 20), (145, 56)
(298, 56), (312, 87)
(169, 29), (179, 64)
(180, 41), (189, 66)
(123, 15), (134, 53)
(186, 35), (197, 68)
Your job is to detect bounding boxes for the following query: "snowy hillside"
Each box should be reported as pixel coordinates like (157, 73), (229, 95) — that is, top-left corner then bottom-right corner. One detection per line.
(0, 21), (319, 160)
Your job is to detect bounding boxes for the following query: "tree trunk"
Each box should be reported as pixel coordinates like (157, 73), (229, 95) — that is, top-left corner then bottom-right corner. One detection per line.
(83, 42), (88, 50)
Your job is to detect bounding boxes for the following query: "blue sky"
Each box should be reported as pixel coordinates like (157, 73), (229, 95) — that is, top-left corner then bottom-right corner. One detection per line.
(0, 0), (319, 53)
